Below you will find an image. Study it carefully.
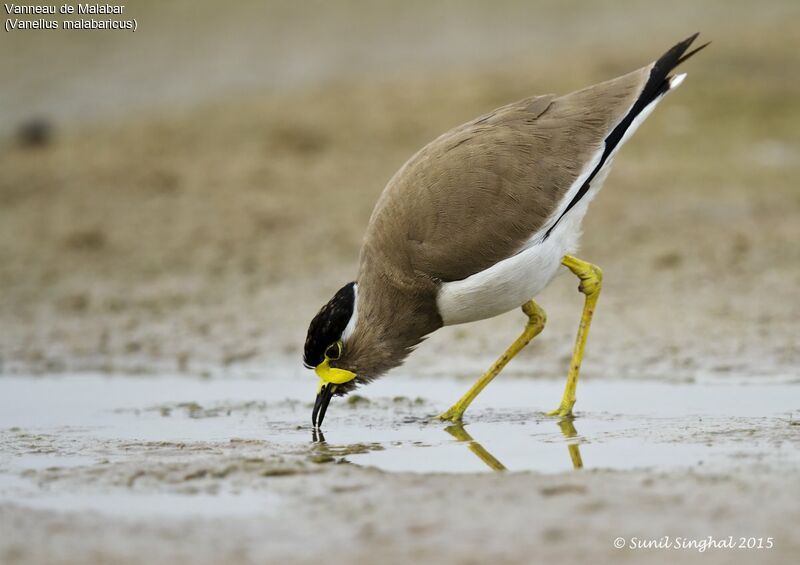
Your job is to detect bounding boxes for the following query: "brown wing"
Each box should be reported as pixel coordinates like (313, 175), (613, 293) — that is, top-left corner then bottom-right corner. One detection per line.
(359, 66), (653, 285)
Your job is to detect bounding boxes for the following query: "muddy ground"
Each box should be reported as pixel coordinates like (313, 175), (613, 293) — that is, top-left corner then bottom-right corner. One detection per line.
(1, 1), (799, 563)
(2, 375), (799, 564)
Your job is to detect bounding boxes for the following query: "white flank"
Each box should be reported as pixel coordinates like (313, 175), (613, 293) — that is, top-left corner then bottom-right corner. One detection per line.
(436, 192), (589, 325)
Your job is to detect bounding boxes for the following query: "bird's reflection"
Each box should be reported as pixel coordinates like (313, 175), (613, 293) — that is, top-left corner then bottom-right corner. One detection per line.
(443, 424), (507, 471)
(310, 416), (584, 473)
(445, 417), (584, 472)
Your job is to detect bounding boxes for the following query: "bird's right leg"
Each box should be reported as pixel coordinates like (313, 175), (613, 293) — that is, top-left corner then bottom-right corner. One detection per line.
(436, 299), (546, 423)
(546, 255), (602, 417)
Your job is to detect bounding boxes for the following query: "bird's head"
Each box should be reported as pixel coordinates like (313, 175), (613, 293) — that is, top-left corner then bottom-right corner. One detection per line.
(303, 282), (359, 428)
(304, 279), (435, 428)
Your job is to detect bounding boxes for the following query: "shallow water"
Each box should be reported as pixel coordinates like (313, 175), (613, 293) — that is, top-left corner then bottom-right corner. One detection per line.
(0, 374), (798, 515)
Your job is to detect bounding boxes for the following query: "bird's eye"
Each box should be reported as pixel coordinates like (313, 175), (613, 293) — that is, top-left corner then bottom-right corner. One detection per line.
(325, 341), (342, 361)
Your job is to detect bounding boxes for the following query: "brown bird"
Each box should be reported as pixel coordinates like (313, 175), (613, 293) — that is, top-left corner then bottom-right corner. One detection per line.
(304, 34), (708, 428)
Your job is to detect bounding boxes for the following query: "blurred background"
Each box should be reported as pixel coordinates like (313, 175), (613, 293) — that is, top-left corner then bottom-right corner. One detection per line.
(1, 0), (798, 383)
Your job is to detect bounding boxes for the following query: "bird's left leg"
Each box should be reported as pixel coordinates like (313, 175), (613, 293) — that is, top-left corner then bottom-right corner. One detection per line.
(437, 299), (546, 423)
(547, 255), (602, 417)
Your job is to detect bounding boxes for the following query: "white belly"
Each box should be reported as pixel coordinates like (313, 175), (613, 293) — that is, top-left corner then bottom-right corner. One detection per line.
(436, 160), (612, 326)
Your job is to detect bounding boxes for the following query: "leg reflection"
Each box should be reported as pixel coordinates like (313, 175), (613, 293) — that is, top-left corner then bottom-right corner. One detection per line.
(444, 425), (507, 472)
(557, 417), (584, 469)
(444, 418), (584, 472)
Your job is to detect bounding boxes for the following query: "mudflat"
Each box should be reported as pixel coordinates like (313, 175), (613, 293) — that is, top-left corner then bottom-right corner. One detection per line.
(1, 1), (798, 563)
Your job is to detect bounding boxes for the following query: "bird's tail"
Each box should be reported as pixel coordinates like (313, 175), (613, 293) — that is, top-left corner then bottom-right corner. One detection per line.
(642, 33), (710, 107)
(601, 33), (709, 159)
(543, 34), (708, 239)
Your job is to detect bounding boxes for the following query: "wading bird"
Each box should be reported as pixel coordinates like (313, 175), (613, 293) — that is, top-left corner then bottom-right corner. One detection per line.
(304, 34), (707, 428)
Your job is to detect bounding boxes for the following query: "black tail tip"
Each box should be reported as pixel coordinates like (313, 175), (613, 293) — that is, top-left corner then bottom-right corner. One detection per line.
(674, 33), (710, 66)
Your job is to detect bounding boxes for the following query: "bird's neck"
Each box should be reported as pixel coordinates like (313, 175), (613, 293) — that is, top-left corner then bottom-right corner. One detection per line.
(346, 273), (442, 381)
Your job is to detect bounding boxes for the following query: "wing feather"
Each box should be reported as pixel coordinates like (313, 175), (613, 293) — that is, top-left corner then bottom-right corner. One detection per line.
(359, 67), (653, 284)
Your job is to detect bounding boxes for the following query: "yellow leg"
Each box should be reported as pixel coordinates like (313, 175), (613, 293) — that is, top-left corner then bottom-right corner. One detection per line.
(437, 299), (546, 423)
(547, 255), (602, 417)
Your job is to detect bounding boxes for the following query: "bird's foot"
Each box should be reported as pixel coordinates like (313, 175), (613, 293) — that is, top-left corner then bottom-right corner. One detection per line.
(545, 399), (575, 418)
(435, 406), (465, 423)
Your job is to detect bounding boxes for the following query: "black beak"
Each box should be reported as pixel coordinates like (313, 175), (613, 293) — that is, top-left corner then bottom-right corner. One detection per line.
(312, 383), (335, 428)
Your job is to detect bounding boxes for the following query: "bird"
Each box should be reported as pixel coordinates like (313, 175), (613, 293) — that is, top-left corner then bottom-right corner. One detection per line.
(304, 34), (708, 428)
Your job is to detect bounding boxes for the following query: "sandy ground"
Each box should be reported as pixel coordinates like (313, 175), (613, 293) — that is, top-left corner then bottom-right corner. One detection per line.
(1, 0), (799, 563)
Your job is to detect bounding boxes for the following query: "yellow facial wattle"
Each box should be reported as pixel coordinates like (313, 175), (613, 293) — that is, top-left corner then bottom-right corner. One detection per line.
(314, 358), (356, 391)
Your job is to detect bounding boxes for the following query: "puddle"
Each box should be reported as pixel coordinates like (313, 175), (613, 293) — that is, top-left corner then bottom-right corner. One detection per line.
(344, 418), (798, 474)
(0, 374), (798, 512)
